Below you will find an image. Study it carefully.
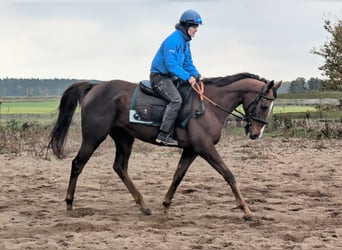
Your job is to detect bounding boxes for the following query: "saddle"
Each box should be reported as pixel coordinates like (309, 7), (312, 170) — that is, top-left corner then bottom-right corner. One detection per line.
(129, 79), (196, 128)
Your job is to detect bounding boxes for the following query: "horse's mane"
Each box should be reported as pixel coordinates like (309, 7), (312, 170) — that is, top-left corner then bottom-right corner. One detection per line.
(202, 72), (269, 86)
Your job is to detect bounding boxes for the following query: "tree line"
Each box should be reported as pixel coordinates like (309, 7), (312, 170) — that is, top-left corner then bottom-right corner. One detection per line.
(0, 76), (323, 97)
(286, 77), (322, 93)
(0, 78), (99, 97)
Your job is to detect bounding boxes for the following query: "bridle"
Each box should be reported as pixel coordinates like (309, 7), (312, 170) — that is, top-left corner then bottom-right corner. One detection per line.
(191, 81), (275, 134)
(239, 86), (275, 134)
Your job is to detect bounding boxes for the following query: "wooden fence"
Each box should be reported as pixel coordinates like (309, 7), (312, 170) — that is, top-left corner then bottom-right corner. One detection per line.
(275, 98), (341, 107)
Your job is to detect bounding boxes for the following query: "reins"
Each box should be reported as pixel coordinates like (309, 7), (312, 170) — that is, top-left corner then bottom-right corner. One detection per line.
(190, 81), (248, 122)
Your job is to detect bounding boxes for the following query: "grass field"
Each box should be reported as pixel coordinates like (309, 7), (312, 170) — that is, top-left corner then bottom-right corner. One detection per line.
(0, 101), (59, 114)
(273, 106), (316, 113)
(1, 90), (341, 114)
(0, 100), (317, 115)
(0, 94), (340, 123)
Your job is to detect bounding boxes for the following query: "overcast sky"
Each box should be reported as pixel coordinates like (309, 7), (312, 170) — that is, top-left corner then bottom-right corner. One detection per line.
(1, 0), (341, 82)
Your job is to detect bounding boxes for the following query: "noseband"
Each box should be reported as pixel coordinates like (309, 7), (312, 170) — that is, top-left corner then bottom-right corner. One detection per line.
(242, 88), (275, 134)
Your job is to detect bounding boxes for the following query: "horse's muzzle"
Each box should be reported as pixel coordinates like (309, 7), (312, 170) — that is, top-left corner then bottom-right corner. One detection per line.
(249, 134), (259, 140)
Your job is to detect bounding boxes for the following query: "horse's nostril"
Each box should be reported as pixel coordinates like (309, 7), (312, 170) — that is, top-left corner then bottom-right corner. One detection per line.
(250, 134), (259, 140)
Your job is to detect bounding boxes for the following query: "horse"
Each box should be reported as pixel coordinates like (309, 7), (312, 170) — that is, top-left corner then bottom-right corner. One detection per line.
(49, 72), (281, 221)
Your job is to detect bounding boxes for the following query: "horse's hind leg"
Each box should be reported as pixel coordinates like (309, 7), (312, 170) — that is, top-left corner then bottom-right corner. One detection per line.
(163, 147), (197, 216)
(66, 139), (104, 210)
(110, 129), (151, 215)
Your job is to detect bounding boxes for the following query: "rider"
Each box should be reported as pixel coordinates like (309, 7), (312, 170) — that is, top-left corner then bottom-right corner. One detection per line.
(150, 9), (202, 146)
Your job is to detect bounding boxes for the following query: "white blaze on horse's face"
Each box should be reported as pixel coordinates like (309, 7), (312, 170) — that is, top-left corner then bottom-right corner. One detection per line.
(248, 80), (281, 140)
(267, 101), (274, 118)
(248, 93), (275, 140)
(258, 100), (274, 139)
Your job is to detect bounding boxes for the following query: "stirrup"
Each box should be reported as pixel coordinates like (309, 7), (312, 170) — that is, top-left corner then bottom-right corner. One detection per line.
(156, 132), (178, 146)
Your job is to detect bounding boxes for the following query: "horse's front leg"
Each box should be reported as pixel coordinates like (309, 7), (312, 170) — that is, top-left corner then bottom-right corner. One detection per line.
(200, 146), (253, 221)
(163, 147), (197, 216)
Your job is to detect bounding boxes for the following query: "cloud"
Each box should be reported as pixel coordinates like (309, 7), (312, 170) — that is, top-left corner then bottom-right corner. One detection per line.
(0, 1), (341, 81)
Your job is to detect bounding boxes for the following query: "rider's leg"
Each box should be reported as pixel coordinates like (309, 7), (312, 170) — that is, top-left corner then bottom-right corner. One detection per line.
(151, 76), (182, 146)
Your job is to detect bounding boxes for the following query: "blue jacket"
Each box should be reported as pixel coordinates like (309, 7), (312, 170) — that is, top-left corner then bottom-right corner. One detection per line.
(150, 24), (200, 81)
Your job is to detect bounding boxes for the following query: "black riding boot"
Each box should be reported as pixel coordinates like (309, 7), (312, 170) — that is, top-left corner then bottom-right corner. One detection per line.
(156, 131), (178, 146)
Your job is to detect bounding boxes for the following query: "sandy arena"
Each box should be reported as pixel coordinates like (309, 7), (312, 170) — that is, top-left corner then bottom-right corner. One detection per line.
(0, 131), (341, 249)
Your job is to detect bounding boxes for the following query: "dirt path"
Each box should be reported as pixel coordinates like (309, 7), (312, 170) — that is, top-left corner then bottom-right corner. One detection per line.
(0, 134), (341, 249)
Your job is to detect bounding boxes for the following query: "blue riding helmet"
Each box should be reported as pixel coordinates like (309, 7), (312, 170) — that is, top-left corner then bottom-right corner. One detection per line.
(179, 9), (203, 25)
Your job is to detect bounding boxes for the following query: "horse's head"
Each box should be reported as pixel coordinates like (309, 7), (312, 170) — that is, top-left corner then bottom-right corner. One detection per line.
(243, 80), (282, 140)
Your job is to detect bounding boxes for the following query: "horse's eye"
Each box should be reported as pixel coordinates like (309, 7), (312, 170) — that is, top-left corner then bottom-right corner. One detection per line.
(260, 105), (268, 111)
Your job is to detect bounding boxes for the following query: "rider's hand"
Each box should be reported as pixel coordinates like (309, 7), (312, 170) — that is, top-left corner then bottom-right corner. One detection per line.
(189, 76), (197, 87)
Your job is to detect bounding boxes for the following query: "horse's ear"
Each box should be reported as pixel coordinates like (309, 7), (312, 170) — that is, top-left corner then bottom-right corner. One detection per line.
(274, 81), (282, 90)
(266, 80), (274, 91)
(270, 81), (282, 97)
(266, 80), (282, 92)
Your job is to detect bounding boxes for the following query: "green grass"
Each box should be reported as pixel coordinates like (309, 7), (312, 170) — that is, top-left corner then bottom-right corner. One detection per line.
(0, 101), (59, 114)
(273, 105), (316, 113)
(0, 95), (340, 121)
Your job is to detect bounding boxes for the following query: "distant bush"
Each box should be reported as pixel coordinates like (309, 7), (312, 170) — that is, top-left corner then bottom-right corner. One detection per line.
(0, 120), (50, 156)
(266, 116), (342, 139)
(1, 118), (341, 156)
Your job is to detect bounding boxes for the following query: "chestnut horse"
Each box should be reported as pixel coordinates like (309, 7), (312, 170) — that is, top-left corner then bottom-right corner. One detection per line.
(49, 72), (281, 220)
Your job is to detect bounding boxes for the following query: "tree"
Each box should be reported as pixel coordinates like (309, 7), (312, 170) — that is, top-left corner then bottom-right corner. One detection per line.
(288, 77), (306, 93)
(307, 77), (321, 91)
(311, 18), (342, 91)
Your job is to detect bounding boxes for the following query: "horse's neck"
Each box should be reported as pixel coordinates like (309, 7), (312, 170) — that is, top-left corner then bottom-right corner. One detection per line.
(205, 79), (262, 118)
(202, 84), (240, 123)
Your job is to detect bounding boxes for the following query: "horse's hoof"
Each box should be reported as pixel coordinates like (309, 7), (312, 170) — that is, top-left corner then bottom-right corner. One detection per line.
(66, 205), (73, 211)
(141, 207), (152, 215)
(243, 214), (254, 221)
(231, 205), (243, 210)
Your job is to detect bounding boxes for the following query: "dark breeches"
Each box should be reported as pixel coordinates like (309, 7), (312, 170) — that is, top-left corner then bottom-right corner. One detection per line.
(150, 74), (182, 133)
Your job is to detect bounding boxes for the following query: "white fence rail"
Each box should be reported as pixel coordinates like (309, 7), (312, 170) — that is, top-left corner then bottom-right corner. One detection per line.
(275, 98), (341, 106)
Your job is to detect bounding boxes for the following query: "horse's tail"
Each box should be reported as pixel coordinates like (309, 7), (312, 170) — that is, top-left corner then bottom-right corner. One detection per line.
(49, 82), (94, 158)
